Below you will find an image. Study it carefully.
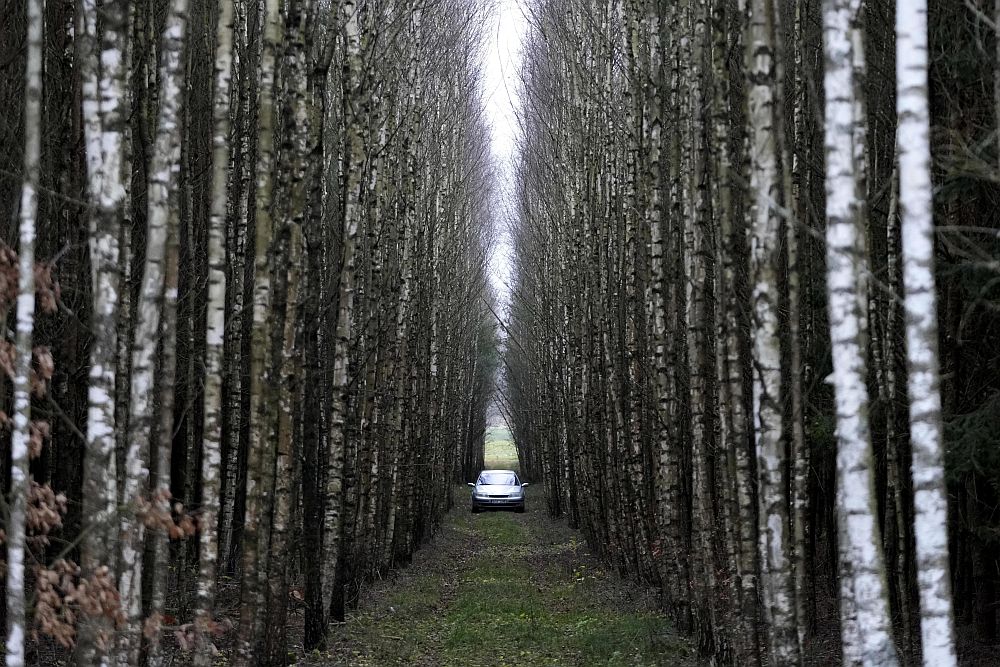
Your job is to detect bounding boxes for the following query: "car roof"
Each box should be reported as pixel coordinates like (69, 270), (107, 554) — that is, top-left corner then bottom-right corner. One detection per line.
(479, 469), (517, 474)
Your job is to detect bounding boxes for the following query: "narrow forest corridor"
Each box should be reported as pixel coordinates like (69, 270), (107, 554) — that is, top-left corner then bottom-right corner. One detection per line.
(307, 435), (694, 667)
(2, 0), (1000, 665)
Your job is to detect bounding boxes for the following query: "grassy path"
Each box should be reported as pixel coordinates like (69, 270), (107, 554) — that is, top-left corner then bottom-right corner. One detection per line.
(300, 432), (694, 666)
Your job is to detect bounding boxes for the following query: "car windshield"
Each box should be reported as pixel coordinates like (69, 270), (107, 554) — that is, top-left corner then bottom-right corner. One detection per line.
(479, 472), (517, 486)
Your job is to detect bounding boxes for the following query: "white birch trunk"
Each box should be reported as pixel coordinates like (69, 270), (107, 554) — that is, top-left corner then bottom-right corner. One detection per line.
(146, 206), (180, 667)
(79, 0), (128, 661)
(194, 1), (234, 663)
(896, 2), (958, 664)
(745, 0), (799, 661)
(322, 0), (364, 618)
(233, 0), (280, 660)
(5, 3), (43, 664)
(822, 1), (899, 663)
(384, 9), (420, 563)
(118, 1), (189, 663)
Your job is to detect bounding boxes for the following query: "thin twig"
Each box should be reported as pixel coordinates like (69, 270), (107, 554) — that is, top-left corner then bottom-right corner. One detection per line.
(964, 0), (999, 31)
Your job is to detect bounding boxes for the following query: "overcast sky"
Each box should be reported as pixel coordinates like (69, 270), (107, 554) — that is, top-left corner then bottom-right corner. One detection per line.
(481, 0), (527, 305)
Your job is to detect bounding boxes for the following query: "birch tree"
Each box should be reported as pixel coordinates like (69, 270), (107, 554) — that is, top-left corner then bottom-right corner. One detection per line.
(262, 0), (311, 659)
(219, 0), (256, 571)
(896, 1), (957, 663)
(78, 0), (128, 661)
(745, 0), (799, 661)
(119, 1), (190, 662)
(323, 0), (365, 623)
(821, 0), (898, 663)
(5, 1), (43, 664)
(233, 0), (280, 660)
(146, 205), (181, 667)
(194, 0), (234, 662)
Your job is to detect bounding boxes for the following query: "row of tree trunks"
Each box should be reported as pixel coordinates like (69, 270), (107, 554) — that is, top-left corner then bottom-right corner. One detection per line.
(0, 0), (499, 665)
(506, 0), (979, 665)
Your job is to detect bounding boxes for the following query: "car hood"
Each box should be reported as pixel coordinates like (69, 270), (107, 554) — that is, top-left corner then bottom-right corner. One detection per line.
(475, 485), (521, 494)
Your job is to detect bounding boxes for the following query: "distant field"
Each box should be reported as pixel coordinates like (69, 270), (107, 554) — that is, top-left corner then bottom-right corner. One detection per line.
(483, 425), (520, 473)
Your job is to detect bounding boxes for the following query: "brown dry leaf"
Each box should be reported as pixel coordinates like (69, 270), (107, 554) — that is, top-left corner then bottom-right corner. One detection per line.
(143, 612), (163, 640)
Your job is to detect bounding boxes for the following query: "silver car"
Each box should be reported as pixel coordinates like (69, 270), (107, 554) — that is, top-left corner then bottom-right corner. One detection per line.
(468, 469), (528, 513)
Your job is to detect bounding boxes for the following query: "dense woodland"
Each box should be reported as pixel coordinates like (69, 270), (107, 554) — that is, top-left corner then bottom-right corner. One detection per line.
(504, 0), (1000, 665)
(0, 0), (498, 664)
(1, 0), (999, 666)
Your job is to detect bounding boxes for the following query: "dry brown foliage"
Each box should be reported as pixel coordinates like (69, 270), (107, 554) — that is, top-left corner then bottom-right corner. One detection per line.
(34, 561), (124, 651)
(33, 263), (60, 315)
(0, 247), (58, 317)
(31, 345), (54, 397)
(136, 489), (198, 540)
(25, 481), (66, 548)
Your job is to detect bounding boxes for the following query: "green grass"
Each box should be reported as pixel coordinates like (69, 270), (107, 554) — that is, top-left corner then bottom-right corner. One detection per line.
(475, 512), (529, 546)
(320, 489), (694, 667)
(484, 426), (519, 472)
(438, 513), (689, 666)
(386, 572), (443, 612)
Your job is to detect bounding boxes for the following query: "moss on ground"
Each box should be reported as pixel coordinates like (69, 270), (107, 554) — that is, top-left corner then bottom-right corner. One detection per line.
(310, 488), (696, 666)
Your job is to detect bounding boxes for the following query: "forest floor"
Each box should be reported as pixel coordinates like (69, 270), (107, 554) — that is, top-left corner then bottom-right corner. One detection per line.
(297, 430), (696, 666)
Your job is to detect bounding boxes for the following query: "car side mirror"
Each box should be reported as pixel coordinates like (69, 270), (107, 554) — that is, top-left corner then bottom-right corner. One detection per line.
(521, 483), (529, 487)
(467, 482), (475, 487)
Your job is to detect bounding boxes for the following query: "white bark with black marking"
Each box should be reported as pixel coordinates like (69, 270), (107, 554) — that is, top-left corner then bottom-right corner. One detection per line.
(896, 2), (957, 664)
(822, 0), (898, 663)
